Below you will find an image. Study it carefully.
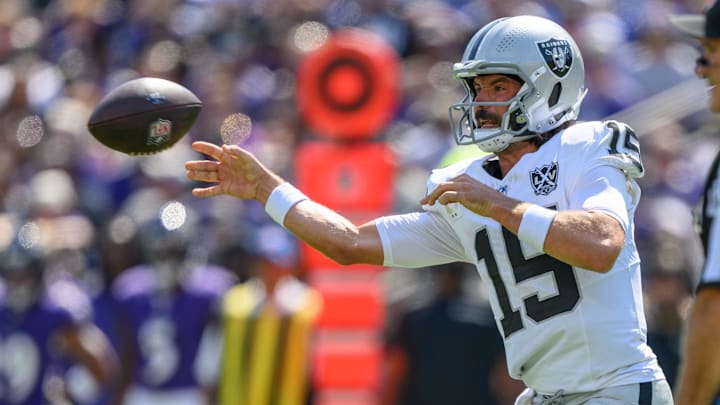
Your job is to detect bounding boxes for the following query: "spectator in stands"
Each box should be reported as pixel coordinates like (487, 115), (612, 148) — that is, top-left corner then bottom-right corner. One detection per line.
(110, 207), (237, 405)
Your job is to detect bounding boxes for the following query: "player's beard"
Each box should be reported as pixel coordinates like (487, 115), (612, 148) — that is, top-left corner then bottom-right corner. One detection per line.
(475, 109), (501, 128)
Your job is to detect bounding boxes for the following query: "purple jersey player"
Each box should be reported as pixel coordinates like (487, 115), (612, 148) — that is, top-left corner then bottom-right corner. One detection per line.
(111, 216), (237, 405)
(0, 241), (117, 405)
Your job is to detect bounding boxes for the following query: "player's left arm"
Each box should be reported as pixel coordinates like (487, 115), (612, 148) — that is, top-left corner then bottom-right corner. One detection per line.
(540, 164), (631, 272)
(423, 121), (639, 273)
(421, 168), (626, 272)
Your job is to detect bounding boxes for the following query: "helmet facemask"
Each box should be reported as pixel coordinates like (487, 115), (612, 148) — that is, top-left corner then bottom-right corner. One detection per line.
(449, 16), (588, 154)
(449, 65), (537, 153)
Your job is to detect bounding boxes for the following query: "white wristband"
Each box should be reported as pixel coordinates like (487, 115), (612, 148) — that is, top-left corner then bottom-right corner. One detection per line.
(517, 204), (557, 251)
(264, 182), (308, 227)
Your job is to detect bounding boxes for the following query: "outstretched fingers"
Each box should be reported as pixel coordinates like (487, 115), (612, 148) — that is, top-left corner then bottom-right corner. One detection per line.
(185, 160), (220, 183)
(186, 143), (225, 197)
(186, 142), (265, 201)
(185, 160), (219, 172)
(191, 185), (223, 198)
(191, 141), (224, 159)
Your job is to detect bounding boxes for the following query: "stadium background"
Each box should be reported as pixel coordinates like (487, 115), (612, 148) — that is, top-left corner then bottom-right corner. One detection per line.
(0, 0), (713, 404)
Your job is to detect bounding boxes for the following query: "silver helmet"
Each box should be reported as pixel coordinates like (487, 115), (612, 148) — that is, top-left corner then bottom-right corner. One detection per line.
(449, 15), (588, 153)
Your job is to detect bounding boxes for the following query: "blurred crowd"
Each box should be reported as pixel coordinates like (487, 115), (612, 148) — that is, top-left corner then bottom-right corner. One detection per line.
(0, 0), (718, 403)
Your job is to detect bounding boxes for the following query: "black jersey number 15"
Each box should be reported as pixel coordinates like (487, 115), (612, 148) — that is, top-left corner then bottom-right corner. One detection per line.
(475, 226), (580, 338)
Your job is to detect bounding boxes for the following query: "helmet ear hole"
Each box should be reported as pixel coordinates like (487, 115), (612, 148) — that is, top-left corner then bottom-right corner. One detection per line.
(509, 109), (527, 130)
(548, 82), (562, 108)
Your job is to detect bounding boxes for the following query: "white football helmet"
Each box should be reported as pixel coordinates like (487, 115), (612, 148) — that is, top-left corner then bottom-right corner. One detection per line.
(449, 15), (588, 153)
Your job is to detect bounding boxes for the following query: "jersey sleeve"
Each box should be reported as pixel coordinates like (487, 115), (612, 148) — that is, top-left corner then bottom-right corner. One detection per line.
(375, 160), (477, 268)
(562, 121), (644, 222)
(184, 265), (238, 297)
(375, 212), (469, 268)
(110, 265), (153, 302)
(46, 278), (94, 323)
(596, 121), (644, 179)
(564, 120), (644, 181)
(567, 164), (635, 231)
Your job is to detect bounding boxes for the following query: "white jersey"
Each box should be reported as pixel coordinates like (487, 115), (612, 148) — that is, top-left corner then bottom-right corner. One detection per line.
(376, 121), (665, 394)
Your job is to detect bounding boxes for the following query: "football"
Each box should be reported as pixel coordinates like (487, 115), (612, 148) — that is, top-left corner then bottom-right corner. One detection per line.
(87, 77), (202, 155)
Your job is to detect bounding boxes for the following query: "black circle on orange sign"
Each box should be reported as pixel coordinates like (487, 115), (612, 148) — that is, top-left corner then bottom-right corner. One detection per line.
(319, 58), (372, 112)
(297, 28), (399, 140)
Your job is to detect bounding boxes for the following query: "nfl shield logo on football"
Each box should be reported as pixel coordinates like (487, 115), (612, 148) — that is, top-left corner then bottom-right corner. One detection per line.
(530, 162), (559, 196)
(536, 38), (573, 78)
(147, 118), (172, 146)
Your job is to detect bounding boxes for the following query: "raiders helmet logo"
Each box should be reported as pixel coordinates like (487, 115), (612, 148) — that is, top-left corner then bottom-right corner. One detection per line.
(530, 162), (559, 196)
(536, 38), (573, 78)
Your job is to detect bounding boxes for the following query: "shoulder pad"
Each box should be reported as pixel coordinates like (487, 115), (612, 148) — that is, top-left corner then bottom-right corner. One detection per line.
(111, 265), (154, 300)
(423, 158), (478, 214)
(427, 157), (482, 195)
(561, 121), (644, 179)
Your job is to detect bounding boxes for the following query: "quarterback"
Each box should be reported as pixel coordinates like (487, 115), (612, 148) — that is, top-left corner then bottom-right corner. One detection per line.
(186, 16), (673, 403)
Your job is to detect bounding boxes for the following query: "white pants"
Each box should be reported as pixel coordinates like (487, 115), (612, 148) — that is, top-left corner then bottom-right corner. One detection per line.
(517, 380), (674, 405)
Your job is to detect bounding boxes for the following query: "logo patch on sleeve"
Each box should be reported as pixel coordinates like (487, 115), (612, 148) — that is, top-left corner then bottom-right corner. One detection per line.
(530, 162), (558, 196)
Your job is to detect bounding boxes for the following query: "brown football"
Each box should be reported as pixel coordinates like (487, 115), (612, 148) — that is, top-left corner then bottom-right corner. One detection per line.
(87, 77), (202, 155)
